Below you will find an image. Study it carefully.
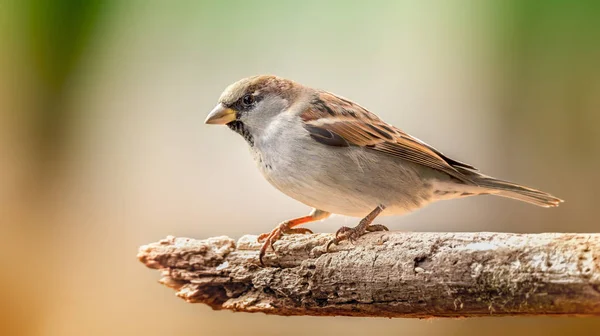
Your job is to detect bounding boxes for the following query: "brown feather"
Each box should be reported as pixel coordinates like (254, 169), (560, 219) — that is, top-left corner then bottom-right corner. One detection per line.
(301, 91), (476, 183)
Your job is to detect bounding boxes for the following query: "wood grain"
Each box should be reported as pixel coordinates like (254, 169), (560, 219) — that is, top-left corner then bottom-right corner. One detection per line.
(138, 232), (600, 317)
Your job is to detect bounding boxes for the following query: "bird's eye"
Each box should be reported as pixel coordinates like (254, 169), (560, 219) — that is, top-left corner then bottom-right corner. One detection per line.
(242, 94), (254, 106)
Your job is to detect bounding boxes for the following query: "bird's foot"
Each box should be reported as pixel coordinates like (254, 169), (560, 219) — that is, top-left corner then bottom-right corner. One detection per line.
(326, 205), (387, 251)
(326, 223), (388, 250)
(258, 221), (313, 265)
(366, 224), (389, 232)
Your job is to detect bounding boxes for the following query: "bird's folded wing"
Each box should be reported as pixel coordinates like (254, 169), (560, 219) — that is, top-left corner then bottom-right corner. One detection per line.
(301, 91), (477, 183)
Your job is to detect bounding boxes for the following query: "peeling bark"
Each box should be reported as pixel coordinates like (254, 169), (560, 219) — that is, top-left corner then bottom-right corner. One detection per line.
(138, 232), (600, 317)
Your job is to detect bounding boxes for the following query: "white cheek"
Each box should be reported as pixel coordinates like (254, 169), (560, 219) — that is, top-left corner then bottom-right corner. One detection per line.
(259, 97), (288, 114)
(243, 97), (288, 130)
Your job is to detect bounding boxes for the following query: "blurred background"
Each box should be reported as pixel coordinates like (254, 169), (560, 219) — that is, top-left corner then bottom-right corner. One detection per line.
(1, 0), (599, 335)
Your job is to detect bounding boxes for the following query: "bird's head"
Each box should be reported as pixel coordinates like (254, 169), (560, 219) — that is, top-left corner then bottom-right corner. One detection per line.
(205, 75), (305, 143)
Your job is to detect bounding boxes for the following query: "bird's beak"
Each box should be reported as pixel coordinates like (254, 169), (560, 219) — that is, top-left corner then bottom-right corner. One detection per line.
(205, 103), (236, 125)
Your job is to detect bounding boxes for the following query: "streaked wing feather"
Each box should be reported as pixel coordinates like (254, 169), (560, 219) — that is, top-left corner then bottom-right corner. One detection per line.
(301, 91), (476, 183)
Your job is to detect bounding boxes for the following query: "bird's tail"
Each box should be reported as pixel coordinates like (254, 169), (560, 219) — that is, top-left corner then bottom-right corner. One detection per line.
(453, 166), (563, 208)
(476, 176), (562, 208)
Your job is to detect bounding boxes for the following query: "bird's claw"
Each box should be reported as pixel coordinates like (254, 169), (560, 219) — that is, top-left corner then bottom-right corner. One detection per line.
(258, 223), (313, 265)
(366, 224), (389, 232)
(326, 223), (388, 252)
(326, 226), (357, 251)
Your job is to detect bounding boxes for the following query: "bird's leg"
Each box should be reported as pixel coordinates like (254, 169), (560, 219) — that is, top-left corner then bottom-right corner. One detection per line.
(327, 204), (387, 250)
(258, 209), (330, 265)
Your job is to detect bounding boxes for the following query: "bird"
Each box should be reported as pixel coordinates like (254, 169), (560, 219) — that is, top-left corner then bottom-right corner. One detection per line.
(204, 75), (563, 265)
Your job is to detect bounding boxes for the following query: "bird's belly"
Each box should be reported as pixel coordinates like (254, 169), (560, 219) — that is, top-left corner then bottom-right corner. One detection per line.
(257, 144), (437, 217)
(270, 178), (430, 217)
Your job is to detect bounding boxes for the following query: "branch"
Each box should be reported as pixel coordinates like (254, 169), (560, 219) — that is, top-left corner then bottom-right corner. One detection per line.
(138, 232), (600, 317)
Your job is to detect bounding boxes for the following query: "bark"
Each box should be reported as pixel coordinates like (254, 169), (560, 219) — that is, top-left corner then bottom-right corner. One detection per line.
(138, 232), (600, 317)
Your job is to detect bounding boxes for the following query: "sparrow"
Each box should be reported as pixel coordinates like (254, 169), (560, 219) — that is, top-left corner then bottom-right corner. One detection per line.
(205, 75), (563, 265)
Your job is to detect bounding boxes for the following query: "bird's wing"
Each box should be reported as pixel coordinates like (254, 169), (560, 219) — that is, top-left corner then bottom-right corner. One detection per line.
(301, 91), (477, 183)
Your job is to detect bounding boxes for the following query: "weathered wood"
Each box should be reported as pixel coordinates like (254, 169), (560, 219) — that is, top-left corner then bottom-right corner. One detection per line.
(138, 232), (600, 317)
